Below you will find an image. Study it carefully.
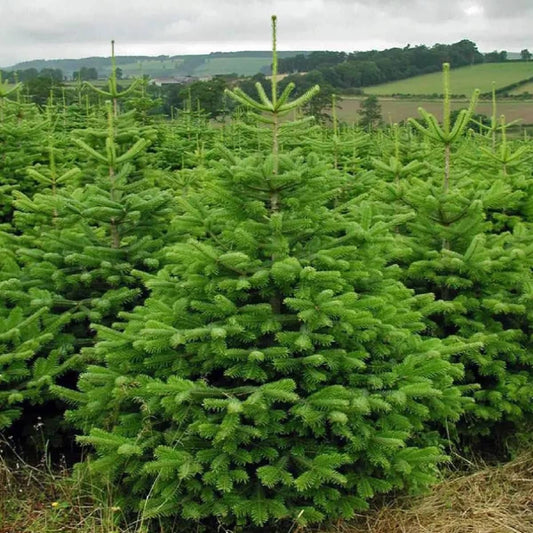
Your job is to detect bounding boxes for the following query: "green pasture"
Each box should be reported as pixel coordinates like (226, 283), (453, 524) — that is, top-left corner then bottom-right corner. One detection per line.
(119, 57), (184, 73)
(510, 81), (533, 94)
(365, 62), (533, 96)
(194, 56), (271, 76)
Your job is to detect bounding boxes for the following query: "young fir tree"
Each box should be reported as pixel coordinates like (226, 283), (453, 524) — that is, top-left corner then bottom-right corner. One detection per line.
(303, 94), (373, 178)
(0, 79), (47, 222)
(465, 114), (533, 233)
(156, 103), (217, 171)
(83, 40), (142, 118)
(0, 55), (173, 439)
(71, 18), (467, 531)
(380, 65), (533, 443)
(0, 237), (71, 430)
(122, 75), (164, 125)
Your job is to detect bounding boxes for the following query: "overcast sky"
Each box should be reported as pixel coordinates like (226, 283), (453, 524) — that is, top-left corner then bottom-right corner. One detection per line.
(1, 0), (532, 67)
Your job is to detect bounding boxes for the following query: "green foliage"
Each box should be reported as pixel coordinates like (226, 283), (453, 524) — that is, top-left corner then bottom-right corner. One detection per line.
(69, 17), (467, 531)
(358, 95), (383, 130)
(25, 76), (64, 106)
(1, 15), (533, 533)
(0, 94), (47, 221)
(0, 295), (66, 429)
(278, 39), (484, 92)
(72, 150), (466, 529)
(520, 49), (532, 61)
(83, 41), (141, 115)
(0, 60), (173, 444)
(371, 68), (533, 443)
(164, 77), (230, 119)
(72, 67), (98, 81)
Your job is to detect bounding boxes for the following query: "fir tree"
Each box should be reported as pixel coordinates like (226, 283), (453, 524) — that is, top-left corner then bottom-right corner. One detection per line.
(71, 17), (467, 530)
(0, 239), (69, 430)
(379, 65), (533, 443)
(0, 57), (173, 440)
(0, 82), (47, 222)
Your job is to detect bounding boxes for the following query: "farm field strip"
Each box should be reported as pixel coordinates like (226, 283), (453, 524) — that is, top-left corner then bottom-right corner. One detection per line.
(338, 96), (533, 123)
(510, 81), (533, 94)
(364, 62), (533, 95)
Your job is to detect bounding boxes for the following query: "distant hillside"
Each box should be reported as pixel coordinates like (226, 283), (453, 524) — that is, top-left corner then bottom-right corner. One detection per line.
(364, 62), (533, 96)
(274, 41), (529, 97)
(2, 51), (309, 79)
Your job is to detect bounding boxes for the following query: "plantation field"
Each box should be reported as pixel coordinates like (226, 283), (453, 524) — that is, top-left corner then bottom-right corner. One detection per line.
(338, 96), (533, 124)
(117, 57), (185, 77)
(2, 30), (533, 530)
(93, 57), (184, 79)
(364, 61), (533, 96)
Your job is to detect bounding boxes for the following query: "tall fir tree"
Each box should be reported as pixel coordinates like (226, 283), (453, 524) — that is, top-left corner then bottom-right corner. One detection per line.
(71, 18), (467, 531)
(377, 65), (533, 443)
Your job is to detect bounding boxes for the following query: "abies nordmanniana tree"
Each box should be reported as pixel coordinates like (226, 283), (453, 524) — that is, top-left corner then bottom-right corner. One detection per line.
(0, 101), (79, 432)
(0, 78), (47, 222)
(377, 65), (533, 442)
(0, 53), (173, 436)
(72, 18), (468, 530)
(0, 242), (69, 430)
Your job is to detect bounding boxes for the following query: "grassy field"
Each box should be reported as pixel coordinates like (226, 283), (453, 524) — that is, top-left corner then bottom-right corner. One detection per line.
(92, 55), (275, 78)
(364, 62), (533, 96)
(119, 57), (184, 76)
(195, 56), (271, 76)
(4, 52), (308, 79)
(338, 96), (533, 125)
(510, 81), (533, 94)
(97, 58), (189, 79)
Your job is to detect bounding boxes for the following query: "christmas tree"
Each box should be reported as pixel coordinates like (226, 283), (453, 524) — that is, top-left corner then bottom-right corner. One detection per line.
(377, 66), (533, 443)
(72, 18), (467, 530)
(0, 50), (173, 441)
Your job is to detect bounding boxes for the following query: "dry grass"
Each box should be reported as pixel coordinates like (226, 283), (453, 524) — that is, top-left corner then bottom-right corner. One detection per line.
(333, 452), (533, 533)
(0, 437), (131, 533)
(2, 438), (532, 533)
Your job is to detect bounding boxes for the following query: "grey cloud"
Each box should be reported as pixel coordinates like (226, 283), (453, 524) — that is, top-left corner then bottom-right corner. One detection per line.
(480, 0), (533, 17)
(0, 0), (531, 66)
